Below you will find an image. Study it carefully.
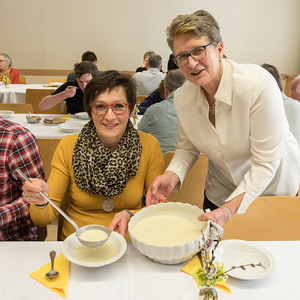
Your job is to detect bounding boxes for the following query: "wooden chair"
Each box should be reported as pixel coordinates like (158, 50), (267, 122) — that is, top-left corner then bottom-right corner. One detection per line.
(25, 89), (61, 114)
(0, 103), (33, 113)
(164, 151), (208, 208)
(222, 196), (300, 241)
(19, 75), (26, 84)
(47, 78), (67, 84)
(136, 95), (147, 105)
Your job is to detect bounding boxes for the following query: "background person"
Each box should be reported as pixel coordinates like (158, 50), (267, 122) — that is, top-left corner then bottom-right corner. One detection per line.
(22, 70), (164, 240)
(291, 76), (300, 102)
(0, 118), (46, 240)
(133, 53), (166, 96)
(146, 10), (300, 227)
(0, 53), (20, 84)
(261, 63), (300, 148)
(137, 80), (165, 115)
(135, 51), (155, 73)
(67, 51), (102, 81)
(39, 61), (98, 114)
(138, 69), (186, 154)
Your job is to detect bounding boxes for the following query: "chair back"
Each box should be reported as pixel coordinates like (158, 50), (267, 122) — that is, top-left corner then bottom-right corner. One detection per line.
(25, 89), (61, 114)
(47, 78), (67, 84)
(0, 103), (33, 113)
(164, 151), (208, 208)
(136, 95), (147, 105)
(19, 75), (26, 84)
(222, 196), (300, 241)
(36, 226), (48, 241)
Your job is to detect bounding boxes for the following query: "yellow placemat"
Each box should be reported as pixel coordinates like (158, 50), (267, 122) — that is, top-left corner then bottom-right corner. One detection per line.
(181, 255), (231, 293)
(29, 253), (70, 298)
(58, 114), (71, 121)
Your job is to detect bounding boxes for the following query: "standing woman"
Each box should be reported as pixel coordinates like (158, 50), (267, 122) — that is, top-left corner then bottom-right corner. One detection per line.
(22, 71), (164, 240)
(146, 10), (300, 226)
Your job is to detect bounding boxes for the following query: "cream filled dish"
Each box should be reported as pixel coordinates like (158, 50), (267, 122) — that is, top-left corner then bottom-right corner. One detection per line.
(72, 240), (119, 263)
(131, 215), (202, 246)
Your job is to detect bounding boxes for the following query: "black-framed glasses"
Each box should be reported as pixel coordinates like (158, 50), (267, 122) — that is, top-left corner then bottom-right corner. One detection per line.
(173, 43), (213, 67)
(91, 103), (130, 115)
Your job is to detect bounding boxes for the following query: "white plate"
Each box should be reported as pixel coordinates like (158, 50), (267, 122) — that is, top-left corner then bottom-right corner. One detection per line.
(49, 82), (63, 87)
(214, 239), (276, 280)
(62, 231), (127, 268)
(0, 110), (14, 118)
(75, 112), (90, 119)
(58, 122), (83, 133)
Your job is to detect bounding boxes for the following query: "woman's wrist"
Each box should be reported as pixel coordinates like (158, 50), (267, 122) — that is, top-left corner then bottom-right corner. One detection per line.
(123, 209), (134, 219)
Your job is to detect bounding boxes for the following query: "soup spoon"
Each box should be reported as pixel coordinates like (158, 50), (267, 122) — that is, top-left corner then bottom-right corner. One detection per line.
(46, 250), (59, 278)
(13, 168), (111, 248)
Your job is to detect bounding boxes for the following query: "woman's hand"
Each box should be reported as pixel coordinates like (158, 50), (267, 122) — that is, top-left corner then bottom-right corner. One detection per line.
(22, 178), (49, 206)
(146, 171), (180, 206)
(108, 210), (133, 238)
(198, 193), (244, 227)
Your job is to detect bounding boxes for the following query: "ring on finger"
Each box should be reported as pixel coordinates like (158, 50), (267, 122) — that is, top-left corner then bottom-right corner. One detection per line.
(25, 194), (28, 201)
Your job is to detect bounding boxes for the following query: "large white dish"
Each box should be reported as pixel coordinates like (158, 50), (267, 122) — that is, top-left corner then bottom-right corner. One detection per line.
(214, 239), (276, 280)
(49, 82), (63, 87)
(62, 231), (127, 268)
(75, 112), (90, 119)
(128, 202), (208, 265)
(0, 110), (14, 118)
(58, 122), (83, 133)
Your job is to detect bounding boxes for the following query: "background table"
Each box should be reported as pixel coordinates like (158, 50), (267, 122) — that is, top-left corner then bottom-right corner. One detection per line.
(0, 84), (55, 104)
(0, 241), (298, 299)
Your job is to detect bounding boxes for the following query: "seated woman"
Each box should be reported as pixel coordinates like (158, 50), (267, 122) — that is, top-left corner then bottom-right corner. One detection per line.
(22, 70), (164, 240)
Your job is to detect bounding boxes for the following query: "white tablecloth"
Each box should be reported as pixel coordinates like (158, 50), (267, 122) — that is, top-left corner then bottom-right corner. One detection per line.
(0, 241), (298, 299)
(6, 113), (90, 139)
(0, 84), (55, 104)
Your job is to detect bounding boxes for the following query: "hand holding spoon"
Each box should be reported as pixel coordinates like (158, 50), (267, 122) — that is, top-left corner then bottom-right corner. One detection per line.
(45, 250), (59, 278)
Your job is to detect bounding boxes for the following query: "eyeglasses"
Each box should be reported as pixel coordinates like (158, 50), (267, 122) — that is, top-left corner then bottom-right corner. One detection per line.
(91, 103), (130, 115)
(173, 43), (213, 67)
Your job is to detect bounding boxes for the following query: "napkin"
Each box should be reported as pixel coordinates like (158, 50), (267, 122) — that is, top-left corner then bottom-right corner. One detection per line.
(29, 253), (70, 298)
(181, 255), (231, 293)
(58, 114), (71, 121)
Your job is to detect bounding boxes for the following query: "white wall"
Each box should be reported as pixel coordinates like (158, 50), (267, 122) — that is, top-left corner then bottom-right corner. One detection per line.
(3, 0), (300, 77)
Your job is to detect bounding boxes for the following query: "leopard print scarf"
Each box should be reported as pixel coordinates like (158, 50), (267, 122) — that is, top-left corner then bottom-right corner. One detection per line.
(72, 119), (142, 197)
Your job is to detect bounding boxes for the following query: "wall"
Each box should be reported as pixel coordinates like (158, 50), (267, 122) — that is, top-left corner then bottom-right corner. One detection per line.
(3, 0), (300, 83)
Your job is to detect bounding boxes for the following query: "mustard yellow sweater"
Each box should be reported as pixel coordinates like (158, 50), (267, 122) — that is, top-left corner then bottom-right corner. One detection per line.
(30, 131), (164, 240)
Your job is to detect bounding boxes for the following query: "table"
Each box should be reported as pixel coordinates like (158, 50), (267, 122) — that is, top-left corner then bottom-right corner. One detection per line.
(0, 84), (55, 104)
(0, 241), (298, 299)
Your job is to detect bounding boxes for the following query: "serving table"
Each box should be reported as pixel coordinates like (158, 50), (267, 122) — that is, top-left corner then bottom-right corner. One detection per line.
(0, 84), (55, 104)
(0, 241), (298, 299)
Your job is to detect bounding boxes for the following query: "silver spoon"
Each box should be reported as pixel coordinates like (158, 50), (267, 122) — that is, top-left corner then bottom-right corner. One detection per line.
(13, 168), (111, 248)
(46, 250), (59, 278)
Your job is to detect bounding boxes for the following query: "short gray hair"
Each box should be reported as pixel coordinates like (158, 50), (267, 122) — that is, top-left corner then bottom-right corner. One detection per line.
(166, 10), (223, 52)
(0, 53), (12, 66)
(164, 69), (186, 93)
(148, 54), (163, 69)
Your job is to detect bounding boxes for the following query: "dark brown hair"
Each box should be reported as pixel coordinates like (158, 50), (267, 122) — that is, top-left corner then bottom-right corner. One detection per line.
(84, 70), (136, 117)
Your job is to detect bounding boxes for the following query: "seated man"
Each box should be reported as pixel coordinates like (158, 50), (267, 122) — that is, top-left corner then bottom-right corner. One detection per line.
(137, 80), (165, 115)
(0, 117), (46, 240)
(135, 50), (154, 73)
(261, 64), (300, 148)
(67, 51), (102, 82)
(39, 61), (98, 114)
(133, 53), (166, 96)
(0, 53), (20, 84)
(138, 69), (186, 155)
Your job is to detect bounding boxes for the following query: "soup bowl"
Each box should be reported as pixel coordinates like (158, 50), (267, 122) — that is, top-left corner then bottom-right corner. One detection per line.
(128, 202), (218, 265)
